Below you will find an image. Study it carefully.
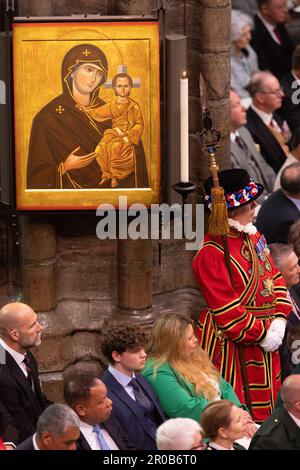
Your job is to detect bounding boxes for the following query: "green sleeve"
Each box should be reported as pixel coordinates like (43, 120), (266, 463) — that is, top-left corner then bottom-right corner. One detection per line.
(142, 363), (210, 421)
(220, 377), (244, 407)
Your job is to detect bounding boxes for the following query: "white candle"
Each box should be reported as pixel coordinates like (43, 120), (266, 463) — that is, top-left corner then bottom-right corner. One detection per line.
(180, 71), (189, 183)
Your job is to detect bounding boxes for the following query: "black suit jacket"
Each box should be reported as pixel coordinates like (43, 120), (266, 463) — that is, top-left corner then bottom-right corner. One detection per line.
(102, 370), (165, 450)
(0, 345), (51, 445)
(0, 400), (17, 443)
(16, 436), (35, 450)
(76, 413), (136, 451)
(0, 402), (6, 437)
(246, 107), (288, 173)
(255, 189), (300, 244)
(249, 406), (300, 450)
(279, 72), (300, 134)
(251, 15), (294, 79)
(0, 400), (11, 437)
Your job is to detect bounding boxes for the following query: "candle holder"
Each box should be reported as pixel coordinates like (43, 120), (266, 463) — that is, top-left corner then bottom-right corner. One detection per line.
(172, 181), (196, 206)
(172, 181), (196, 239)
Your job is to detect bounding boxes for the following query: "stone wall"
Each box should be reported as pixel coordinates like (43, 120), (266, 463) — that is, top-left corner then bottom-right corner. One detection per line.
(27, 215), (205, 402)
(0, 211), (22, 306)
(1, 0), (231, 401)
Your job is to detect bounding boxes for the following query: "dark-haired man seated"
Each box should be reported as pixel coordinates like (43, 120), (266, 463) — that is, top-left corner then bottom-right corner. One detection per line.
(16, 404), (80, 450)
(101, 321), (165, 450)
(64, 375), (135, 450)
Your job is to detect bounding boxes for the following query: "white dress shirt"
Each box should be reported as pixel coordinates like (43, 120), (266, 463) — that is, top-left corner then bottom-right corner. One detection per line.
(79, 420), (119, 450)
(251, 104), (274, 128)
(108, 364), (137, 401)
(230, 131), (240, 143)
(0, 338), (28, 378)
(251, 104), (290, 138)
(32, 433), (40, 450)
(208, 441), (234, 450)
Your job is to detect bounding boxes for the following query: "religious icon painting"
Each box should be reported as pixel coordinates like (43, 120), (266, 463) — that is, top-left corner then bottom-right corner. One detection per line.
(13, 21), (160, 210)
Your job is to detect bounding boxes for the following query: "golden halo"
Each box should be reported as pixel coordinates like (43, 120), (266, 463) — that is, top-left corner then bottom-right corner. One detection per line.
(45, 28), (124, 96)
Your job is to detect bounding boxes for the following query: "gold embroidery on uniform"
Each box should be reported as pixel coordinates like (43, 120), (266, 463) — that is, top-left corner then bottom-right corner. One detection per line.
(260, 278), (275, 298)
(259, 264), (265, 277)
(241, 240), (251, 262)
(265, 260), (272, 272)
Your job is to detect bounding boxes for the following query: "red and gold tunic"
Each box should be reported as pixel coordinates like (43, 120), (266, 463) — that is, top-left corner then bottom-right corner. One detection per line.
(193, 229), (291, 423)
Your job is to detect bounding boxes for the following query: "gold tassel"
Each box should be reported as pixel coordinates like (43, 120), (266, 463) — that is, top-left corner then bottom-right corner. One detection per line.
(208, 186), (229, 236)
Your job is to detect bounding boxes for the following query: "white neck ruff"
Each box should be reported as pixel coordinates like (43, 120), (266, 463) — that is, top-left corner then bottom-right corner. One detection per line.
(228, 218), (257, 235)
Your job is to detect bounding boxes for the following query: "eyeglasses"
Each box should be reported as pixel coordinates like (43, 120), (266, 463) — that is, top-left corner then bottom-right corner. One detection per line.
(260, 87), (283, 95)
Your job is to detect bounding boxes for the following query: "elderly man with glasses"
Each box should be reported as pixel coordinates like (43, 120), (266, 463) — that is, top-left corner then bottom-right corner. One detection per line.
(246, 70), (292, 173)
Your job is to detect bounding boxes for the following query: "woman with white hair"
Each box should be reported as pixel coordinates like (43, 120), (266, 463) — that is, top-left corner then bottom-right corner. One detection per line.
(231, 9), (259, 102)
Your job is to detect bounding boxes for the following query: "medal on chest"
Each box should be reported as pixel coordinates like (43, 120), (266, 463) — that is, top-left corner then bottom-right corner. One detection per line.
(254, 234), (270, 262)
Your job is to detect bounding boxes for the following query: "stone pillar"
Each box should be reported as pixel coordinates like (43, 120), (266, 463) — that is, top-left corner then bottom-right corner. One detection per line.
(197, 0), (231, 181)
(118, 239), (152, 310)
(0, 219), (8, 303)
(53, 0), (109, 15)
(112, 0), (157, 320)
(112, 0), (156, 15)
(18, 0), (54, 16)
(162, 0), (231, 188)
(22, 218), (57, 312)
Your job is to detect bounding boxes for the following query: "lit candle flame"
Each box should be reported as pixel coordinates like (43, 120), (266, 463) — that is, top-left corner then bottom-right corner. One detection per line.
(182, 71), (186, 79)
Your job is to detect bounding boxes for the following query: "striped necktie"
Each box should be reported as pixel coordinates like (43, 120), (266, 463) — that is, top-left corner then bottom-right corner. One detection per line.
(23, 353), (33, 387)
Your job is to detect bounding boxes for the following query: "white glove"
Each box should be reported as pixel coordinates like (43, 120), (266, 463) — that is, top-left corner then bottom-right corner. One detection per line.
(260, 330), (283, 352)
(269, 318), (286, 342)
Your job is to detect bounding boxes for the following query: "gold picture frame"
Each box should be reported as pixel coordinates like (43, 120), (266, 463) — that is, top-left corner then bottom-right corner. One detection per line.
(13, 21), (160, 210)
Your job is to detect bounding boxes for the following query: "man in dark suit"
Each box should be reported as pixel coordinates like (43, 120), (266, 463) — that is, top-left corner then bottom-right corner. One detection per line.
(0, 401), (12, 450)
(101, 321), (165, 450)
(230, 90), (276, 196)
(256, 162), (300, 243)
(0, 302), (51, 448)
(251, 0), (294, 80)
(246, 71), (291, 173)
(269, 243), (300, 379)
(16, 404), (80, 450)
(64, 374), (135, 450)
(279, 45), (300, 134)
(249, 374), (300, 450)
